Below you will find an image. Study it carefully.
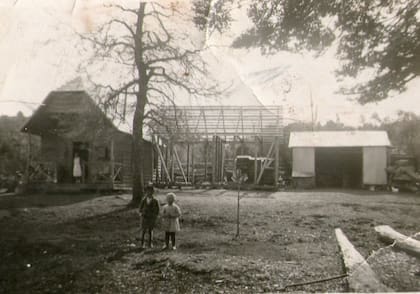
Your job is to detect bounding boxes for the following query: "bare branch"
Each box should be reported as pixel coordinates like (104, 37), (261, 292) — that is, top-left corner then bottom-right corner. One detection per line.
(105, 4), (138, 16)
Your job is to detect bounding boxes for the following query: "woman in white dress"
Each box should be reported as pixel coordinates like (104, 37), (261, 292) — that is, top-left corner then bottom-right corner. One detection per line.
(73, 153), (82, 183)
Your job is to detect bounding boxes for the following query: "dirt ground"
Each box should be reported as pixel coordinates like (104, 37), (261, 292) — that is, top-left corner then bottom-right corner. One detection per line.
(0, 189), (419, 293)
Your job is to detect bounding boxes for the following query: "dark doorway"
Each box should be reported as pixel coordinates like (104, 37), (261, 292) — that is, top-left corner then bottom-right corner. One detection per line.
(315, 147), (362, 188)
(73, 142), (89, 183)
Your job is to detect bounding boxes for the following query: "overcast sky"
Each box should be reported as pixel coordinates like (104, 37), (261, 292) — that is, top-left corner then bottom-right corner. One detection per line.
(0, 0), (419, 126)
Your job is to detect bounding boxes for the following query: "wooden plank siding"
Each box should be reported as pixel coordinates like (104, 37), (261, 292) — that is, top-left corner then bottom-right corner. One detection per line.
(22, 89), (154, 190)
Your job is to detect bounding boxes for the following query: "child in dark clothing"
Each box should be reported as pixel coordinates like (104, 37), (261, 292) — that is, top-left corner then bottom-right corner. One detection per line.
(139, 185), (160, 248)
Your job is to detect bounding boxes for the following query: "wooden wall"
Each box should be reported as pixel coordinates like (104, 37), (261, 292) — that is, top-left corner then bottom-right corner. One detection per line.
(292, 147), (315, 177)
(38, 130), (154, 186)
(363, 147), (388, 185)
(40, 134), (72, 183)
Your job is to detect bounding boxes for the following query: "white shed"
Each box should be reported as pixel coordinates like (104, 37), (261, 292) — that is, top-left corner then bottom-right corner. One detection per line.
(288, 131), (391, 188)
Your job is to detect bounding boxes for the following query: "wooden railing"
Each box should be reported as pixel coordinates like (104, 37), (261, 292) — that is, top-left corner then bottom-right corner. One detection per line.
(27, 161), (57, 183)
(27, 161), (128, 184)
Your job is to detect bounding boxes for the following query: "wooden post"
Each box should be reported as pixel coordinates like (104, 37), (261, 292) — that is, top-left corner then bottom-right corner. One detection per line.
(164, 142), (168, 183)
(221, 140), (225, 183)
(173, 146), (188, 184)
(274, 136), (280, 188)
(204, 140), (208, 182)
(254, 137), (258, 185)
(155, 140), (171, 182)
(110, 139), (115, 184)
(170, 143), (175, 184)
(191, 144), (195, 185)
(151, 139), (155, 183)
(25, 133), (31, 184)
(212, 136), (216, 185)
(236, 180), (240, 237)
(186, 143), (190, 183)
(155, 138), (159, 184)
(257, 141), (275, 184)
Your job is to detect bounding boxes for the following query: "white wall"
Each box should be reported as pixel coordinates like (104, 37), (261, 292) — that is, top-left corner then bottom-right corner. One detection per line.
(292, 147), (315, 177)
(363, 147), (388, 185)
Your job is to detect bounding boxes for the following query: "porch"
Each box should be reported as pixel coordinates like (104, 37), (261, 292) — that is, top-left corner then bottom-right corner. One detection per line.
(25, 160), (129, 192)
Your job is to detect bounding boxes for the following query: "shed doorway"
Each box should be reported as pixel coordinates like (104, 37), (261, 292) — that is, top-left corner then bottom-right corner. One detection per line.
(315, 147), (362, 188)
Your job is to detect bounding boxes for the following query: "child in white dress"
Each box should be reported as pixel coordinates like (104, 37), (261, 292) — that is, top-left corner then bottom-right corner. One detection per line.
(161, 193), (181, 250)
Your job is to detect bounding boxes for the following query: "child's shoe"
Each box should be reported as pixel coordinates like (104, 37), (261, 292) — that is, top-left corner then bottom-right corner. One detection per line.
(172, 246), (176, 250)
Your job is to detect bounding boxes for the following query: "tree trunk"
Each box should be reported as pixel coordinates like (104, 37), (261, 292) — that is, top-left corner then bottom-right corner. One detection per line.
(131, 94), (146, 205)
(131, 2), (147, 206)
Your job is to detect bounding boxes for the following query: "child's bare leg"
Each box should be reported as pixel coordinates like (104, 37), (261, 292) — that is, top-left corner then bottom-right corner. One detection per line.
(170, 232), (176, 248)
(148, 229), (153, 247)
(141, 229), (146, 247)
(164, 232), (170, 248)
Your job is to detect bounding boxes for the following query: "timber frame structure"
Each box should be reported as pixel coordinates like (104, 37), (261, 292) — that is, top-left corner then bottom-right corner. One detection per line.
(151, 105), (284, 188)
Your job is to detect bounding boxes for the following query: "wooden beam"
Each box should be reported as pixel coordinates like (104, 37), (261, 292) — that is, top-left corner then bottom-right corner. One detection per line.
(254, 138), (258, 185)
(191, 144), (195, 185)
(212, 135), (217, 185)
(155, 139), (159, 183)
(25, 133), (31, 184)
(151, 138), (154, 182)
(274, 136), (280, 188)
(164, 142), (169, 182)
(173, 146), (188, 184)
(202, 109), (208, 140)
(375, 225), (420, 257)
(256, 141), (275, 184)
(155, 140), (171, 182)
(170, 144), (175, 183)
(110, 139), (115, 184)
(186, 143), (190, 182)
(335, 228), (391, 293)
(204, 140), (208, 181)
(221, 140), (225, 183)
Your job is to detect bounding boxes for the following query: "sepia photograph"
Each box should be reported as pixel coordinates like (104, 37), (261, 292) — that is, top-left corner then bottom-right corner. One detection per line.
(0, 0), (419, 292)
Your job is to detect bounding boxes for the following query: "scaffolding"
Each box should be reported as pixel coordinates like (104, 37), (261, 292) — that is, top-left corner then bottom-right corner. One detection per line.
(151, 105), (284, 188)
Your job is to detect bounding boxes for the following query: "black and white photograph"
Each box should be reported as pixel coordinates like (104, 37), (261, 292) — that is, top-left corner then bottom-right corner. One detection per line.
(0, 0), (419, 292)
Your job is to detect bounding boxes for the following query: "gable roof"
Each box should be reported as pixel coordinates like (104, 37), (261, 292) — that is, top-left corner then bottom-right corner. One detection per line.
(288, 131), (391, 148)
(21, 90), (118, 137)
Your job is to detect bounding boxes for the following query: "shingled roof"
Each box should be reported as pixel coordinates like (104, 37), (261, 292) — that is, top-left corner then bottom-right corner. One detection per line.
(21, 78), (129, 137)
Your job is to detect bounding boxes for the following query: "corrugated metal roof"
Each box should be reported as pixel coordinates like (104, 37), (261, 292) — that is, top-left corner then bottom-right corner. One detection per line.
(288, 131), (391, 148)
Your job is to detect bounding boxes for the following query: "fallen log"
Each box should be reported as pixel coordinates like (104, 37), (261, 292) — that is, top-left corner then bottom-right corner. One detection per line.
(335, 228), (392, 292)
(374, 225), (420, 258)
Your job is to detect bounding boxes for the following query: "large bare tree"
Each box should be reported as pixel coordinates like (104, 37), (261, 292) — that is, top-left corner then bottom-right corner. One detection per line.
(80, 1), (218, 205)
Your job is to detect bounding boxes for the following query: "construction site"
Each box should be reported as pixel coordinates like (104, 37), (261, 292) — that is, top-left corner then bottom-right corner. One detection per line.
(150, 105), (284, 189)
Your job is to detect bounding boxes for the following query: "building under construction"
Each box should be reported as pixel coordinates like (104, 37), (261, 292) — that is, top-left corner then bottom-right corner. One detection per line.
(150, 105), (284, 188)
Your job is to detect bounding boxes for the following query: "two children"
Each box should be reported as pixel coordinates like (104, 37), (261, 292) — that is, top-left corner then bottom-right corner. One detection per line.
(139, 186), (181, 250)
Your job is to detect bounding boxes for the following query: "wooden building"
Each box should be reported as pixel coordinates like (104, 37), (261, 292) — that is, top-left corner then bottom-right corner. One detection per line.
(21, 85), (153, 192)
(152, 105), (283, 188)
(288, 131), (391, 189)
